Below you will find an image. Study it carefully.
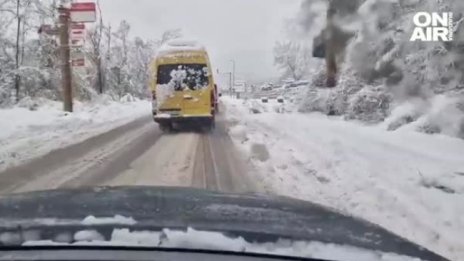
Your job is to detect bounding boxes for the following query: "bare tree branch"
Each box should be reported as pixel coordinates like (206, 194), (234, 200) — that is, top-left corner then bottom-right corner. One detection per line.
(0, 8), (15, 15)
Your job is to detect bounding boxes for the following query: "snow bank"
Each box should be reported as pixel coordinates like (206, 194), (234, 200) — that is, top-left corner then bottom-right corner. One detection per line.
(0, 97), (150, 172)
(23, 227), (422, 261)
(222, 96), (464, 261)
(383, 95), (464, 138)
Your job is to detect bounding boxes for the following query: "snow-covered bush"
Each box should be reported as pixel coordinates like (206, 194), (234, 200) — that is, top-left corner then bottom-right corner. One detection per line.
(16, 96), (58, 111)
(345, 86), (392, 123)
(120, 93), (137, 103)
(383, 94), (464, 138)
(17, 97), (41, 111)
(383, 99), (425, 131)
(90, 93), (115, 106)
(414, 95), (464, 137)
(298, 87), (332, 114)
(0, 77), (15, 107)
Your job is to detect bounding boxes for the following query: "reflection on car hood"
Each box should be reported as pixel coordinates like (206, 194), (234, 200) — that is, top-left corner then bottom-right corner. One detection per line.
(0, 186), (448, 261)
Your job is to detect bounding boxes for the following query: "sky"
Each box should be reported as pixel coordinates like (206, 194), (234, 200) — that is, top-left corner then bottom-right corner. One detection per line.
(97, 0), (302, 83)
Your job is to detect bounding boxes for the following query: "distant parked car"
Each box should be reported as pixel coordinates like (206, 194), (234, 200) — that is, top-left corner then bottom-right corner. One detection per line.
(277, 96), (284, 103)
(295, 80), (309, 86)
(261, 97), (269, 103)
(283, 83), (298, 89)
(261, 85), (272, 91)
(283, 80), (308, 89)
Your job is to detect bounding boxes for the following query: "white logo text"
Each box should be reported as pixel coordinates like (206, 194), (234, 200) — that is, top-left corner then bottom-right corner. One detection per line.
(410, 12), (453, 42)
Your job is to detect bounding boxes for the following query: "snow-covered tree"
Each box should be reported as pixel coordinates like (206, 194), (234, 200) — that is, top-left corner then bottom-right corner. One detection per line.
(289, 0), (464, 138)
(127, 37), (155, 97)
(99, 24), (181, 99)
(156, 28), (182, 46)
(0, 0), (185, 105)
(0, 0), (58, 105)
(273, 41), (311, 81)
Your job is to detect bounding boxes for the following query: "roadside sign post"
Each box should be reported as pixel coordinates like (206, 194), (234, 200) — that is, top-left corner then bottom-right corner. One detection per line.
(38, 2), (96, 112)
(64, 2), (96, 112)
(58, 6), (73, 113)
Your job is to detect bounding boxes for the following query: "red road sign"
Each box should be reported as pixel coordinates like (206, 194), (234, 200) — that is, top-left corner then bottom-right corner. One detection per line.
(71, 2), (96, 11)
(71, 23), (85, 30)
(70, 2), (96, 23)
(71, 30), (85, 37)
(72, 58), (85, 67)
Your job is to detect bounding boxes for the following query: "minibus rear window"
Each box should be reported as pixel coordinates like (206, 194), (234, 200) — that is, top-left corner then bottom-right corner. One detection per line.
(157, 64), (209, 91)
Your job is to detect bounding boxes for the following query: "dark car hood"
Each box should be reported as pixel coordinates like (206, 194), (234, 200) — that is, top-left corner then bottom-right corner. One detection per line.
(0, 186), (447, 261)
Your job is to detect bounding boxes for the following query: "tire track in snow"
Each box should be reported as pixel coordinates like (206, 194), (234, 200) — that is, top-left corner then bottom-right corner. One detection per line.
(107, 132), (199, 187)
(10, 121), (159, 193)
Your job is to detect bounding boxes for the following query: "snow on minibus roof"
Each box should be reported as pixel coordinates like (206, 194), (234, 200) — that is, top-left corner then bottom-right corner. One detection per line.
(156, 39), (206, 57)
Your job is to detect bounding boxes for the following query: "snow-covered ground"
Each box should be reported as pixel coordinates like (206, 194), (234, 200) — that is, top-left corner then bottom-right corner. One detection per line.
(222, 96), (464, 261)
(0, 96), (150, 172)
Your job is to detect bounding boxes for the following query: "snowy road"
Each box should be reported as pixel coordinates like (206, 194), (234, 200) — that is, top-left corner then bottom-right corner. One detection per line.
(1, 97), (463, 260)
(0, 113), (256, 195)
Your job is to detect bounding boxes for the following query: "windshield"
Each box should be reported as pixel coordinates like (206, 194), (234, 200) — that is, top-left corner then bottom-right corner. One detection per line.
(0, 0), (463, 261)
(157, 64), (210, 91)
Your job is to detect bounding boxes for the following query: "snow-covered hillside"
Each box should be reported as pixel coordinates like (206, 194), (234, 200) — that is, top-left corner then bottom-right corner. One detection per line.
(223, 96), (464, 261)
(0, 96), (150, 172)
(280, 0), (464, 139)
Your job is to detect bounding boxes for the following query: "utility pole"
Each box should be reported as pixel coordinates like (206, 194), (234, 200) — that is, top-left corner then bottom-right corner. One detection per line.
(229, 59), (236, 95)
(15, 0), (21, 102)
(325, 5), (337, 88)
(96, 0), (104, 94)
(58, 6), (73, 112)
(228, 72), (232, 94)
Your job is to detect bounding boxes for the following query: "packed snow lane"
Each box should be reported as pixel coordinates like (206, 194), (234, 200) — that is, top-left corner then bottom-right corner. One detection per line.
(223, 97), (464, 261)
(107, 115), (256, 194)
(107, 132), (199, 187)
